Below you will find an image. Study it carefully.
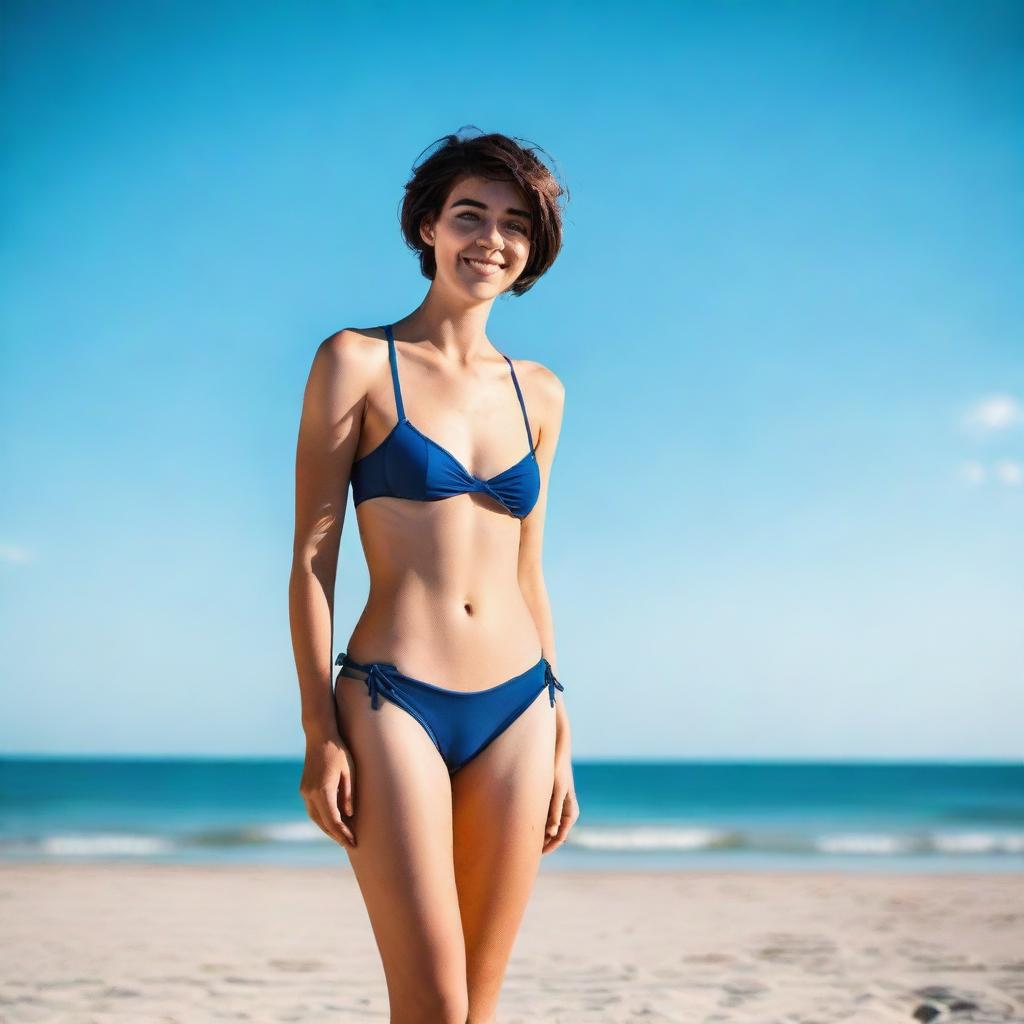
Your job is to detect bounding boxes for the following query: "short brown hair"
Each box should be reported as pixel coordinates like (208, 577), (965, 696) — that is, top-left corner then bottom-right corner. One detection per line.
(399, 127), (569, 297)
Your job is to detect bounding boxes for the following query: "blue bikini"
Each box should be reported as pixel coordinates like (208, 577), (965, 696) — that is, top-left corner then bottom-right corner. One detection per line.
(349, 324), (541, 520)
(335, 652), (564, 774)
(335, 324), (564, 775)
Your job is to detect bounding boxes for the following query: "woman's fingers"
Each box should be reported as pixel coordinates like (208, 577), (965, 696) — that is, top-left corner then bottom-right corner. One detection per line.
(544, 788), (564, 842)
(317, 786), (357, 848)
(305, 790), (356, 849)
(304, 799), (333, 842)
(339, 757), (354, 818)
(542, 791), (579, 853)
(299, 739), (357, 849)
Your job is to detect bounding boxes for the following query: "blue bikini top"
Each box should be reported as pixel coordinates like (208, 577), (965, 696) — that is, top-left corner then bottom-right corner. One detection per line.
(349, 325), (541, 519)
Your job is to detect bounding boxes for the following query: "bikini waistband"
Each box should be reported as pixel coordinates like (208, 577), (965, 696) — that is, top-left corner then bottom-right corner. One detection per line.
(334, 651), (564, 707)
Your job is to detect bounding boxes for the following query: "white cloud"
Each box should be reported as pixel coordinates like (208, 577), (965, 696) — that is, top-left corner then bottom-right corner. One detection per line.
(0, 543), (33, 565)
(958, 459), (1024, 488)
(994, 460), (1023, 487)
(961, 394), (1023, 437)
(958, 461), (987, 486)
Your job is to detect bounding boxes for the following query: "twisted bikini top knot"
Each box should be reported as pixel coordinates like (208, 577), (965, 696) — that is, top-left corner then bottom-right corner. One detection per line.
(349, 324), (542, 520)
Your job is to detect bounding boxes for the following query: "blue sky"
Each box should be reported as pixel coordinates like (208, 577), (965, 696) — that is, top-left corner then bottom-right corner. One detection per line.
(2, 0), (1021, 760)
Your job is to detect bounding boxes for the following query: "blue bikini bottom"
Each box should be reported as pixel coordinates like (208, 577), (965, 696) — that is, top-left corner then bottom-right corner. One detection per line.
(334, 651), (565, 774)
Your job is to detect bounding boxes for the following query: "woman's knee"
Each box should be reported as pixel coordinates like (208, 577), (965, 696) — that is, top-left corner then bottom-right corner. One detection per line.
(391, 976), (468, 1024)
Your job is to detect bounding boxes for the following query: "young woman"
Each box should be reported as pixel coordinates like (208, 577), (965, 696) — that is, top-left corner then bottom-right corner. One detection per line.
(289, 130), (579, 1023)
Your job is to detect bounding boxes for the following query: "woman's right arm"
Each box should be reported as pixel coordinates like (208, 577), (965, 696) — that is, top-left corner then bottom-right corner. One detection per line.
(289, 329), (371, 848)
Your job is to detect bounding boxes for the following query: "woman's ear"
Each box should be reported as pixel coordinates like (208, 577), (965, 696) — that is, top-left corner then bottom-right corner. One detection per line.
(419, 216), (436, 248)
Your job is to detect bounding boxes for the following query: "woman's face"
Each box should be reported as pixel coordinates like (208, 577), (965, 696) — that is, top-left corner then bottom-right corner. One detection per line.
(421, 175), (533, 296)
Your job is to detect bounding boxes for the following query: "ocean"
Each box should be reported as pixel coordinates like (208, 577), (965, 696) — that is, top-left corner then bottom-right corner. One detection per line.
(1, 758), (1021, 873)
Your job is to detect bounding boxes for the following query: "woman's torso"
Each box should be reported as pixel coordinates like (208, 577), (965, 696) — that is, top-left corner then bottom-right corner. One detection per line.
(344, 326), (542, 690)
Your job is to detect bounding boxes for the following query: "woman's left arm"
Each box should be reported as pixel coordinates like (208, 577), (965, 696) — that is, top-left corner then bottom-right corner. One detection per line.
(516, 361), (578, 853)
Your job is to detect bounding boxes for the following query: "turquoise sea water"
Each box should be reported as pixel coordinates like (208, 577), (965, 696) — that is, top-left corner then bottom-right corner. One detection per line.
(1, 758), (1020, 872)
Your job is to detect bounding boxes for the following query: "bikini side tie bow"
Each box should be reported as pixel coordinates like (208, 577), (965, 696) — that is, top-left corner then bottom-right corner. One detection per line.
(365, 662), (402, 710)
(335, 653), (399, 710)
(543, 660), (565, 707)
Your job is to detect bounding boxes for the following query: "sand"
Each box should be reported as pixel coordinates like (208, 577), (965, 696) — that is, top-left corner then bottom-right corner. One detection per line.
(1, 864), (1022, 1023)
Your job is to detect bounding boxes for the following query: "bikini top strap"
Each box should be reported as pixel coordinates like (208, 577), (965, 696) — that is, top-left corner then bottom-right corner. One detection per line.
(503, 354), (535, 452)
(383, 324), (406, 421)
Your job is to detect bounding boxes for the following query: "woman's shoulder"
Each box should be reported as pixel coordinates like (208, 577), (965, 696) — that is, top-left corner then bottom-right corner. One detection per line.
(508, 354), (565, 406)
(317, 325), (388, 358)
(311, 325), (389, 375)
(300, 328), (392, 414)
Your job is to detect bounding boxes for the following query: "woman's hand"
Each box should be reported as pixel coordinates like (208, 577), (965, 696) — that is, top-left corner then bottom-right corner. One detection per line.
(542, 742), (579, 854)
(299, 731), (357, 849)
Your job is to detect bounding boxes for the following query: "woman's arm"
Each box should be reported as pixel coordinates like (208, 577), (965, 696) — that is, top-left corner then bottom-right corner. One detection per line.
(291, 329), (378, 849)
(517, 361), (566, 673)
(515, 362), (578, 852)
(289, 330), (372, 742)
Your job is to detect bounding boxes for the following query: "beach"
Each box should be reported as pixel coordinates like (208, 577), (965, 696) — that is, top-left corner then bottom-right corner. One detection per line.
(2, 864), (1021, 1023)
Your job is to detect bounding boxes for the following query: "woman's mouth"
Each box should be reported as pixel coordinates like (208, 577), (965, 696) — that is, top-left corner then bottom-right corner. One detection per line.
(462, 256), (504, 277)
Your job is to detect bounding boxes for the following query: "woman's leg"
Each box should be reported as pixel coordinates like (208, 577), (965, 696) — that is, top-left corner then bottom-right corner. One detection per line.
(334, 672), (469, 1024)
(450, 685), (558, 1024)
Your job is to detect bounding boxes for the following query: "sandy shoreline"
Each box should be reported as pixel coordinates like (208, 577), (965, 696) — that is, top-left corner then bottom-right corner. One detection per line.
(2, 863), (1022, 1022)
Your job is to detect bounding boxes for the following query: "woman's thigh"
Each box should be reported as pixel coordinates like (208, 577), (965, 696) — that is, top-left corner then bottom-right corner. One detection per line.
(450, 685), (558, 1018)
(334, 673), (468, 1021)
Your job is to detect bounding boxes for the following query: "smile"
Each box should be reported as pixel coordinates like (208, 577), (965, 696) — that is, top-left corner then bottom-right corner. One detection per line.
(462, 256), (504, 276)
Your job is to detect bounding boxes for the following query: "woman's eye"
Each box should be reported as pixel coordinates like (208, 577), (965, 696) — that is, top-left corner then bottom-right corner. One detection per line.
(455, 212), (527, 236)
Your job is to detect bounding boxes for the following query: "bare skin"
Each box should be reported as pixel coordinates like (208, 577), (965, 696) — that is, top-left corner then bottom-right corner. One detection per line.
(289, 174), (579, 1024)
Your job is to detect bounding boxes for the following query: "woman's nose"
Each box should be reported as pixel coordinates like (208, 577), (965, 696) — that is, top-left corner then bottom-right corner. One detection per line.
(477, 220), (504, 248)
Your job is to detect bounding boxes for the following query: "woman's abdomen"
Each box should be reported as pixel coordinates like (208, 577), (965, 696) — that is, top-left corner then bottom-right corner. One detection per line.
(346, 499), (542, 690)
